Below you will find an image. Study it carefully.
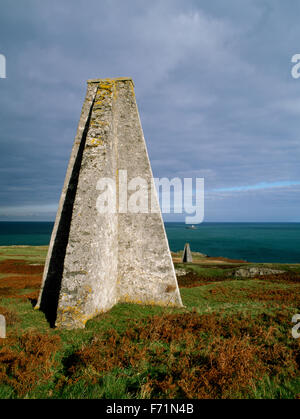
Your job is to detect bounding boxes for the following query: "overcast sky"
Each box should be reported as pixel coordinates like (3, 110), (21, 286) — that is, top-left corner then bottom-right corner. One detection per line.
(0, 0), (300, 222)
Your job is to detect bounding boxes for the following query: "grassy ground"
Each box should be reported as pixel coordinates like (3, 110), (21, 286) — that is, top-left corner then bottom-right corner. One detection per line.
(0, 246), (299, 399)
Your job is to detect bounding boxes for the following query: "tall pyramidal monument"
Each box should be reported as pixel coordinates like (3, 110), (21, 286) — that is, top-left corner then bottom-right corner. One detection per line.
(36, 78), (183, 329)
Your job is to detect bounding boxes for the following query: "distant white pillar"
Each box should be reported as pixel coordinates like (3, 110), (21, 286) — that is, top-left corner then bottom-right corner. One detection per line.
(0, 54), (6, 79)
(181, 243), (193, 263)
(0, 315), (6, 338)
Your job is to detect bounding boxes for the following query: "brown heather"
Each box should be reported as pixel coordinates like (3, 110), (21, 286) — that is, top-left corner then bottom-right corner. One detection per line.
(0, 333), (61, 397)
(64, 311), (299, 399)
(0, 253), (299, 398)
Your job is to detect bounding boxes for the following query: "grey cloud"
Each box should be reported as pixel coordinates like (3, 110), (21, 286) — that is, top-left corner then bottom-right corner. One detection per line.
(0, 0), (299, 221)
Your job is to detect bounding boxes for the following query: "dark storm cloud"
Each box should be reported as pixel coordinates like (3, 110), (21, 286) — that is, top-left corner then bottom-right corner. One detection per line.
(0, 0), (299, 221)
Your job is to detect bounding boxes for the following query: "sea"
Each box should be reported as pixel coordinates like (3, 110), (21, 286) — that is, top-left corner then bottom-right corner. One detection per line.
(0, 221), (300, 264)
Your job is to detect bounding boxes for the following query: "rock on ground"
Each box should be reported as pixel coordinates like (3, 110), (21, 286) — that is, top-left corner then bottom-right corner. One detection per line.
(234, 266), (284, 278)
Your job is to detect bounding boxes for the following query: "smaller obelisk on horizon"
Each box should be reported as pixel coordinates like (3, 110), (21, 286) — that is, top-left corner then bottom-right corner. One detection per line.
(181, 243), (193, 263)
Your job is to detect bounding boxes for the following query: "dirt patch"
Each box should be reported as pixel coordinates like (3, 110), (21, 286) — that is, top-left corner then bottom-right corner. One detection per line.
(0, 274), (42, 290)
(0, 259), (43, 299)
(0, 259), (42, 299)
(0, 259), (44, 275)
(206, 256), (247, 264)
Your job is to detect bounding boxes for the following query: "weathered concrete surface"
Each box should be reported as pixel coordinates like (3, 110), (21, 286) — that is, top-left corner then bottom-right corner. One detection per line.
(37, 78), (182, 329)
(182, 243), (193, 263)
(0, 315), (5, 338)
(116, 81), (182, 307)
(36, 81), (99, 327)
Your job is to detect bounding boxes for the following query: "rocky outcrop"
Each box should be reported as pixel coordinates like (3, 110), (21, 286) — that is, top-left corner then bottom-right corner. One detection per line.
(234, 266), (285, 278)
(175, 268), (187, 277)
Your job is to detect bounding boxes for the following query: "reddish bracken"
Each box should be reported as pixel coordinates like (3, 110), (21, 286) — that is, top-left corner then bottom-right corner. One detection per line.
(0, 332), (61, 397)
(0, 259), (43, 299)
(64, 311), (299, 398)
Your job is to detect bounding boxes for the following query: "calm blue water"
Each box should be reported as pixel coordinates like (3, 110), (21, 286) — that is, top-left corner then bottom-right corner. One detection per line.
(0, 222), (300, 263)
(0, 222), (53, 246)
(165, 222), (300, 263)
